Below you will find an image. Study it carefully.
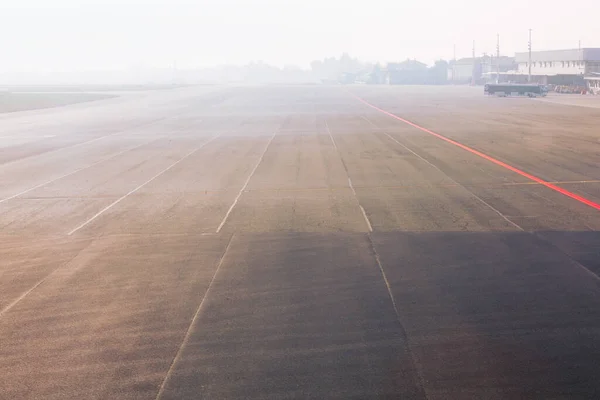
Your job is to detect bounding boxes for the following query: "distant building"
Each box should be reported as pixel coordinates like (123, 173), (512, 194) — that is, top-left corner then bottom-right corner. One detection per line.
(448, 58), (478, 83)
(511, 48), (600, 88)
(448, 56), (516, 84)
(388, 59), (428, 84)
(338, 72), (357, 84)
(389, 59), (428, 71)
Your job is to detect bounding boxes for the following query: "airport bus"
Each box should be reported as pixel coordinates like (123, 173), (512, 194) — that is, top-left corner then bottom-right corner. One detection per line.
(484, 83), (547, 97)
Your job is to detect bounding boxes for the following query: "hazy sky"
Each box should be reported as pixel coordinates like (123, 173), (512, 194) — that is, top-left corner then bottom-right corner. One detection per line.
(1, 0), (598, 72)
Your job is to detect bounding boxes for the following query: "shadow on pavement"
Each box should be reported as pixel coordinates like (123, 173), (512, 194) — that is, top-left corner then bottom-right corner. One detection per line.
(372, 230), (600, 398)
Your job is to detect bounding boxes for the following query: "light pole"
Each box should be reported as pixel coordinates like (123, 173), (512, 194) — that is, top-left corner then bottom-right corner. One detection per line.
(472, 40), (476, 85)
(497, 34), (500, 83)
(528, 29), (532, 82)
(453, 44), (456, 83)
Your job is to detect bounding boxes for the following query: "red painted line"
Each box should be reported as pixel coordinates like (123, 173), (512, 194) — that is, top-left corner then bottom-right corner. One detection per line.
(352, 94), (600, 211)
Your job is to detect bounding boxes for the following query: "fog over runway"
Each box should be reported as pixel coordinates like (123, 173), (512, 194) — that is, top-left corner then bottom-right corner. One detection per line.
(1, 85), (600, 399)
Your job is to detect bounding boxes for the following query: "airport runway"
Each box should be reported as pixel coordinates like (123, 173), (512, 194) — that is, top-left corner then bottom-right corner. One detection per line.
(1, 85), (600, 399)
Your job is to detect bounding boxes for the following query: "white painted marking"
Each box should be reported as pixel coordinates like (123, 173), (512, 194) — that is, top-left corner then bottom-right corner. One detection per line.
(366, 233), (429, 397)
(0, 116), (177, 170)
(358, 205), (374, 232)
(0, 278), (46, 318)
(369, 236), (399, 314)
(155, 234), (235, 400)
(68, 134), (221, 235)
(215, 132), (277, 233)
(326, 121), (339, 150)
(360, 117), (600, 283)
(326, 120), (373, 232)
(360, 115), (524, 232)
(0, 241), (91, 318)
(381, 130), (524, 231)
(0, 137), (163, 205)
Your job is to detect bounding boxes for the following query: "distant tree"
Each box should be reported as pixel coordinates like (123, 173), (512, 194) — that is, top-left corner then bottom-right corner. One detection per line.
(369, 63), (384, 84)
(309, 53), (369, 82)
(428, 60), (449, 84)
(310, 60), (323, 74)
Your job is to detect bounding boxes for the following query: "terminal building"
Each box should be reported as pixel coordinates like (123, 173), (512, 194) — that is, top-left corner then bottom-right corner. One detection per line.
(448, 56), (516, 84)
(448, 48), (600, 93)
(506, 48), (600, 92)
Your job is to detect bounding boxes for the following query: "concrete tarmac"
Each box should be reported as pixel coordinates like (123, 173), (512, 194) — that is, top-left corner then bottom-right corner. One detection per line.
(1, 85), (600, 399)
